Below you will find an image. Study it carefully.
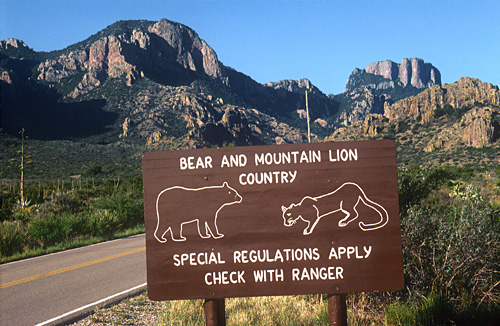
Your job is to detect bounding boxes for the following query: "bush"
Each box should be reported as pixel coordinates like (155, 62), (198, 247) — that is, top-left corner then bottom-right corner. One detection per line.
(0, 189), (17, 222)
(0, 220), (27, 257)
(92, 194), (143, 228)
(86, 209), (124, 237)
(398, 165), (456, 215)
(38, 191), (83, 215)
(29, 213), (85, 247)
(401, 196), (500, 306)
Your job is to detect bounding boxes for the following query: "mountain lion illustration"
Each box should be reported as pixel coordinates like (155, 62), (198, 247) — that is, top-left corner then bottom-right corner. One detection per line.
(281, 182), (388, 235)
(155, 182), (242, 242)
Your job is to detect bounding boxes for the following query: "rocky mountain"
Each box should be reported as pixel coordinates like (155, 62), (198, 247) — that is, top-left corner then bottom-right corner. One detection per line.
(1, 18), (497, 178)
(345, 58), (441, 93)
(1, 19), (335, 178)
(1, 20), (325, 147)
(327, 77), (500, 167)
(264, 78), (338, 128)
(36, 19), (224, 92)
(334, 58), (442, 127)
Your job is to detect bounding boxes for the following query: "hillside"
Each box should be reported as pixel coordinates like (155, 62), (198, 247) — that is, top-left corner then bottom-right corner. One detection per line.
(327, 77), (500, 168)
(1, 19), (497, 179)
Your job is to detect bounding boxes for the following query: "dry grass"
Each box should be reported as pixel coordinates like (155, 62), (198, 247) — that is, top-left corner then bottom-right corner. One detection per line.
(157, 295), (328, 325)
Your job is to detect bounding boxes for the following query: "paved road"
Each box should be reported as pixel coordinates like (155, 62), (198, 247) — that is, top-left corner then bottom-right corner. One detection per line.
(0, 234), (146, 326)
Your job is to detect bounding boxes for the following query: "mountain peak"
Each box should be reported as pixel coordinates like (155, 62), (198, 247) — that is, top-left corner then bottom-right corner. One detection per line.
(345, 58), (441, 92)
(34, 18), (223, 97)
(0, 38), (29, 49)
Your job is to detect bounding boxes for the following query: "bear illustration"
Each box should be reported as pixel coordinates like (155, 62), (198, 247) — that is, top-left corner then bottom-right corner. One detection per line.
(154, 182), (242, 243)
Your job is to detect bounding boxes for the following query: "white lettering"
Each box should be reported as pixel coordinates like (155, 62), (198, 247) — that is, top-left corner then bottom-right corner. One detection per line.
(254, 150), (320, 166)
(173, 254), (181, 267)
(328, 247), (339, 260)
(173, 251), (225, 266)
(253, 269), (284, 282)
(222, 154), (248, 168)
(180, 157), (188, 170)
(180, 156), (213, 169)
(364, 246), (372, 258)
(328, 246), (372, 260)
(205, 271), (246, 285)
(291, 267), (343, 281)
(233, 248), (320, 263)
(300, 151), (309, 164)
(329, 148), (358, 162)
(338, 246), (346, 259)
(238, 171), (298, 186)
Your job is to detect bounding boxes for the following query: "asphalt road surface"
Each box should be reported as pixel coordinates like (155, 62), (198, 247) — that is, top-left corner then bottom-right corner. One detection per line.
(0, 234), (146, 326)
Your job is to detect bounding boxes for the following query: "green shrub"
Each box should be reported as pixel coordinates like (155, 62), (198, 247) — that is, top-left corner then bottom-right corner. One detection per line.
(0, 189), (17, 222)
(0, 220), (27, 257)
(401, 196), (500, 306)
(398, 165), (456, 215)
(39, 191), (83, 215)
(92, 194), (143, 228)
(28, 214), (84, 246)
(86, 209), (124, 236)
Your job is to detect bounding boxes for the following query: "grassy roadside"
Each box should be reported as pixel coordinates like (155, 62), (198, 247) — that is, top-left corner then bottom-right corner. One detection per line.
(1, 176), (145, 264)
(1, 225), (144, 264)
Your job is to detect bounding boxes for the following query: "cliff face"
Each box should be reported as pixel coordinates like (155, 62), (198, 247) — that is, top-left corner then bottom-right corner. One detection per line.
(345, 58), (441, 92)
(265, 78), (321, 95)
(264, 78), (338, 123)
(36, 19), (224, 98)
(0, 38), (30, 49)
(338, 58), (441, 127)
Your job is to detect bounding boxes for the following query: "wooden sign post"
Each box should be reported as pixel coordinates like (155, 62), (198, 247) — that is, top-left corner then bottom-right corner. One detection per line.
(142, 140), (403, 324)
(205, 298), (225, 326)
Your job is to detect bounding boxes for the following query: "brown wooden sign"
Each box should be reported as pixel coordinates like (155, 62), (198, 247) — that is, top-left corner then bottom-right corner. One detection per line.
(142, 140), (403, 301)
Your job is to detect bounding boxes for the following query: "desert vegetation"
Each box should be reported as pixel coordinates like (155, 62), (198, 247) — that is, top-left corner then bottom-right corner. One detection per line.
(3, 165), (500, 324)
(0, 176), (144, 262)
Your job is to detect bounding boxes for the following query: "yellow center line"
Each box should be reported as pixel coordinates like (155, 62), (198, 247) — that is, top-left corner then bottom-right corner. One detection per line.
(0, 247), (145, 290)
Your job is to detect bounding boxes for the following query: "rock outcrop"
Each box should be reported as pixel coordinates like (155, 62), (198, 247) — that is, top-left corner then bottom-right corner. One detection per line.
(345, 58), (441, 92)
(385, 77), (500, 124)
(265, 78), (322, 96)
(337, 86), (390, 125)
(460, 107), (499, 148)
(36, 19), (224, 98)
(0, 38), (29, 49)
(328, 77), (500, 160)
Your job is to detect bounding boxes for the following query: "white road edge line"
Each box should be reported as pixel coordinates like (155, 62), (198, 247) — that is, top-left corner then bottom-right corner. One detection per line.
(34, 282), (148, 326)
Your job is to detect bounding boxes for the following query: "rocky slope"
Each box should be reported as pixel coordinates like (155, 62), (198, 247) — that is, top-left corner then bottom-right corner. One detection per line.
(327, 77), (500, 167)
(1, 19), (498, 178)
(334, 58), (442, 127)
(0, 19), (323, 152)
(385, 77), (500, 124)
(36, 19), (224, 98)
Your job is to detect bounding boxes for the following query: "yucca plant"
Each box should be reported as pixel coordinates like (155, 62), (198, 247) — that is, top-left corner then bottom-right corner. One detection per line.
(10, 128), (34, 208)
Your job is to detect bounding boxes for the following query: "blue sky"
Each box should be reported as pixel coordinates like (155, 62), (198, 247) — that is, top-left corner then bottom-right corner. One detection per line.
(1, 0), (499, 95)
